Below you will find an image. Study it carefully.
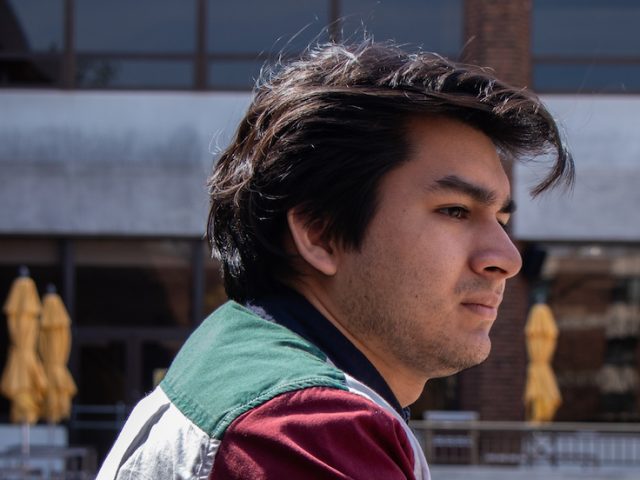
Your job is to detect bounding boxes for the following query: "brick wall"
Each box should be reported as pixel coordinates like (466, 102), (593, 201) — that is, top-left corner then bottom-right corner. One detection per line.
(462, 0), (532, 88)
(458, 274), (529, 420)
(456, 0), (533, 420)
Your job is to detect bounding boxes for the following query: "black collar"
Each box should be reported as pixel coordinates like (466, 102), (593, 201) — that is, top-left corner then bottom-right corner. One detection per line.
(246, 289), (410, 422)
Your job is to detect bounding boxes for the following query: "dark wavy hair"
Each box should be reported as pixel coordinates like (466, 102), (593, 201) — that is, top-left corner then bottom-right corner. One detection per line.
(207, 41), (574, 302)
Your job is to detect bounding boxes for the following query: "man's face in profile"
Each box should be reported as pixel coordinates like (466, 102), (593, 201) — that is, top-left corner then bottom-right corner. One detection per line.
(328, 116), (523, 381)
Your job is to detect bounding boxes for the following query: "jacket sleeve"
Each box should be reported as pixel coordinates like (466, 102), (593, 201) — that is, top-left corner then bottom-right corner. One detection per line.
(210, 386), (416, 480)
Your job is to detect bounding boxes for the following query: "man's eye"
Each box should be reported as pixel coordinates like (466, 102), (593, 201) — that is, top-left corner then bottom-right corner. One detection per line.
(439, 206), (469, 219)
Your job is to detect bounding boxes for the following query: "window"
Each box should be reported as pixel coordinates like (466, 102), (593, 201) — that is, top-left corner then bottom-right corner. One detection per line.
(75, 240), (193, 327)
(76, 0), (196, 54)
(542, 245), (640, 421)
(0, 0), (64, 87)
(207, 0), (329, 89)
(206, 0), (462, 89)
(0, 0), (464, 90)
(76, 59), (194, 89)
(533, 0), (640, 93)
(75, 0), (196, 89)
(208, 0), (328, 54)
(341, 0), (462, 57)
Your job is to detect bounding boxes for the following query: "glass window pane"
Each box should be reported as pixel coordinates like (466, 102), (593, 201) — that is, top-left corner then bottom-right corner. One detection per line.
(76, 59), (193, 88)
(76, 0), (196, 53)
(0, 57), (61, 87)
(76, 265), (191, 327)
(534, 0), (640, 56)
(208, 59), (266, 89)
(534, 63), (640, 93)
(3, 0), (63, 52)
(207, 0), (329, 54)
(75, 240), (192, 327)
(77, 343), (126, 404)
(341, 0), (462, 56)
(142, 341), (183, 392)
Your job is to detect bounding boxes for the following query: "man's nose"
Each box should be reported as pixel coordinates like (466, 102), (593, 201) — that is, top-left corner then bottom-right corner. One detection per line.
(470, 225), (523, 280)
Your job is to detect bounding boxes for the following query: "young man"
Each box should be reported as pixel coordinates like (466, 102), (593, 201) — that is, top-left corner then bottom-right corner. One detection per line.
(98, 41), (573, 479)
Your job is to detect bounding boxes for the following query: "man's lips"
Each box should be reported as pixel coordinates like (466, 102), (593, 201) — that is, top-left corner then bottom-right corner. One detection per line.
(460, 294), (502, 319)
(461, 303), (498, 318)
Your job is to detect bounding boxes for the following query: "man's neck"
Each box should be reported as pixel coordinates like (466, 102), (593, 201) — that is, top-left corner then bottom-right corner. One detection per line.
(292, 283), (426, 408)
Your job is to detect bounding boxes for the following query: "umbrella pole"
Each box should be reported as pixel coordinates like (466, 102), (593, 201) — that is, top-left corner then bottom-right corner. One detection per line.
(47, 421), (56, 477)
(21, 422), (30, 478)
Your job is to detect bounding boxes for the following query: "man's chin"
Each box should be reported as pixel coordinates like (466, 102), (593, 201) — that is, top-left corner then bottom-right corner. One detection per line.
(445, 339), (492, 375)
(427, 352), (490, 379)
(472, 337), (492, 364)
(402, 336), (492, 379)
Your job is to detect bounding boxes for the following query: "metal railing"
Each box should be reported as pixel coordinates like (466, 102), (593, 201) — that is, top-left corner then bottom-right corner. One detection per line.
(411, 420), (640, 467)
(69, 404), (129, 431)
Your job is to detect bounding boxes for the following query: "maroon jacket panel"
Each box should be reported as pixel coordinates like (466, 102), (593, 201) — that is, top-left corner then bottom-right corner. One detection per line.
(210, 387), (416, 479)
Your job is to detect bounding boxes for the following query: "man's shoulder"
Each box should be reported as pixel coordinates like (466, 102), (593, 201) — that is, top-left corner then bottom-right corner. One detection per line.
(160, 300), (349, 438)
(98, 382), (422, 480)
(98, 301), (431, 480)
(211, 386), (417, 479)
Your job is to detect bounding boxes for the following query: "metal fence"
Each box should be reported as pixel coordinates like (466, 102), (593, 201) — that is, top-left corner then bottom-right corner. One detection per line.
(411, 420), (640, 467)
(69, 404), (129, 432)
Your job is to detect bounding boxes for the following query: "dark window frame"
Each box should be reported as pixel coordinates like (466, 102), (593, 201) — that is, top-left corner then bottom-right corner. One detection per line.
(1, 0), (462, 91)
(532, 0), (640, 93)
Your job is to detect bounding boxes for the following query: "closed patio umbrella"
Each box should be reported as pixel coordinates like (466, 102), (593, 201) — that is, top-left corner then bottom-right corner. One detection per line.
(524, 302), (562, 422)
(39, 286), (77, 423)
(0, 270), (47, 424)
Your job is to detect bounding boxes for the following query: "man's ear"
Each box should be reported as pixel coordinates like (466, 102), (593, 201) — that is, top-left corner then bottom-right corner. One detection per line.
(286, 209), (338, 276)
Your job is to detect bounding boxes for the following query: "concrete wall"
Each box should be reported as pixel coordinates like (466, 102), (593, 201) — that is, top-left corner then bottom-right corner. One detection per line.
(2, 91), (637, 241)
(515, 95), (640, 242)
(0, 90), (252, 236)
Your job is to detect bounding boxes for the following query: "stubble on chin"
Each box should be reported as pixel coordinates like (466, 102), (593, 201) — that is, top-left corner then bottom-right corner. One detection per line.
(335, 257), (496, 379)
(343, 293), (485, 379)
(428, 335), (492, 378)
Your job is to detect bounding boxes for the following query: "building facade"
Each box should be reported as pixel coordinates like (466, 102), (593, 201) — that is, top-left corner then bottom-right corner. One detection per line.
(1, 0), (640, 458)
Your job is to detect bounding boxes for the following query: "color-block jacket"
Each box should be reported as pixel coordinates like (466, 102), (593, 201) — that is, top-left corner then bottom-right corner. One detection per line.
(97, 300), (431, 479)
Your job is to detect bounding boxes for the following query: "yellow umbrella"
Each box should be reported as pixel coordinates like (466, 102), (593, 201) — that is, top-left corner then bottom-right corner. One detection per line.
(0, 273), (47, 424)
(39, 291), (77, 423)
(524, 302), (562, 422)
(39, 288), (77, 423)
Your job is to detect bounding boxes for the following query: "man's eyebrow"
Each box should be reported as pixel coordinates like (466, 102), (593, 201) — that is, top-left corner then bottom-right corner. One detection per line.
(428, 175), (517, 214)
